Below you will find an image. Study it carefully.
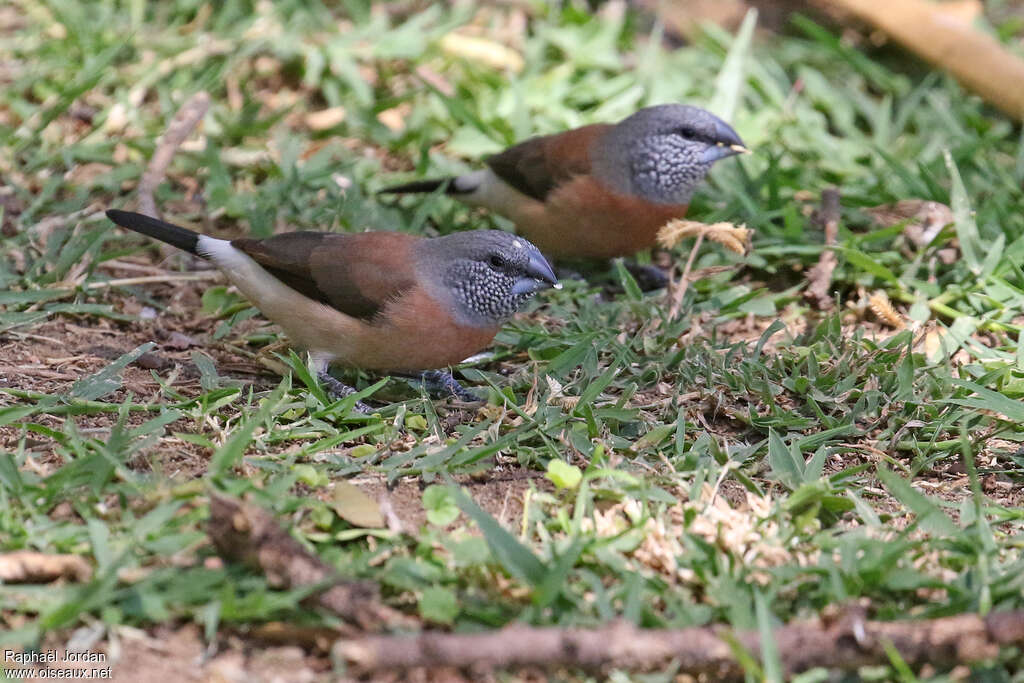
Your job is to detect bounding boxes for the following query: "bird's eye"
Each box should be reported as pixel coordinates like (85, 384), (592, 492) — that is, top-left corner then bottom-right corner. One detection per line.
(678, 126), (697, 139)
(488, 254), (505, 269)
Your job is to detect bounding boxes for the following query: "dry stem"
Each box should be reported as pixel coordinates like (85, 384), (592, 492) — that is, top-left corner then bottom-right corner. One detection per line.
(137, 91), (211, 218)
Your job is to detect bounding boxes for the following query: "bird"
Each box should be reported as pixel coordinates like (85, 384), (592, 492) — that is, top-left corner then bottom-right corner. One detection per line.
(379, 104), (747, 286)
(104, 209), (558, 409)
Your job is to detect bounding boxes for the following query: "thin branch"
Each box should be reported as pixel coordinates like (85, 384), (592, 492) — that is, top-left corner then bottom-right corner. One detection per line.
(81, 272), (222, 290)
(668, 232), (704, 319)
(659, 219), (750, 320)
(334, 610), (1024, 676)
(804, 187), (841, 310)
(97, 259), (189, 275)
(207, 494), (413, 631)
(817, 0), (1024, 121)
(137, 91), (211, 218)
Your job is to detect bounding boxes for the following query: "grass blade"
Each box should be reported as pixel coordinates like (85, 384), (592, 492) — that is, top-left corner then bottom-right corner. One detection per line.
(709, 8), (757, 121)
(70, 343), (156, 401)
(447, 479), (546, 587)
(943, 149), (982, 275)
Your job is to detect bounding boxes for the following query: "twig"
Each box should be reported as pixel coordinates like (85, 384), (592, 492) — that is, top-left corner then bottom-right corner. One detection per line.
(207, 493), (413, 631)
(817, 0), (1024, 121)
(81, 272), (222, 290)
(804, 188), (841, 310)
(137, 91), (211, 218)
(98, 259), (187, 275)
(658, 219), (750, 320)
(334, 609), (1024, 676)
(668, 233), (704, 319)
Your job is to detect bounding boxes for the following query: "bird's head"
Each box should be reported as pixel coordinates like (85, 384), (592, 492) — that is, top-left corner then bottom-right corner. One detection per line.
(596, 104), (747, 205)
(419, 231), (559, 327)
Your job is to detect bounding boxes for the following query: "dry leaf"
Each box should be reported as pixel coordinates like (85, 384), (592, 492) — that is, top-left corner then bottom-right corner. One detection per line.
(163, 331), (198, 350)
(64, 162), (113, 188)
(439, 32), (525, 73)
(376, 106), (408, 133)
(103, 102), (129, 134)
(0, 551), (92, 583)
(332, 482), (385, 528)
(220, 148), (271, 167)
(657, 219), (750, 255)
(305, 106), (347, 131)
(864, 199), (953, 247)
(415, 65), (454, 96)
(923, 328), (945, 360)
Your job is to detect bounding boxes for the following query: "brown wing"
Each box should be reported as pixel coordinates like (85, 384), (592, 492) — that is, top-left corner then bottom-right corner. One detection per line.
(485, 123), (612, 202)
(231, 231), (420, 321)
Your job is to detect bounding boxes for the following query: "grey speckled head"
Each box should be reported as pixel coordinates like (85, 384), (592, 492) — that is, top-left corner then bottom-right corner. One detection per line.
(591, 104), (746, 205)
(417, 231), (558, 328)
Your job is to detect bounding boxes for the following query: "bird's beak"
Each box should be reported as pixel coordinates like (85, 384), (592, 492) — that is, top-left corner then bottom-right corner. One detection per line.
(702, 141), (749, 163)
(702, 117), (749, 163)
(512, 252), (560, 296)
(713, 118), (746, 150)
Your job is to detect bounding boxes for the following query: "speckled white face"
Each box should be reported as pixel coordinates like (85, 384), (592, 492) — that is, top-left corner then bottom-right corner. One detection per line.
(592, 104), (746, 206)
(420, 231), (557, 328)
(630, 134), (713, 204)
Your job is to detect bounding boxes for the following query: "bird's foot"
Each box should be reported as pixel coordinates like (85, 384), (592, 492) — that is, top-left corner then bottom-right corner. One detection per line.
(418, 370), (482, 402)
(623, 262), (669, 292)
(317, 371), (372, 413)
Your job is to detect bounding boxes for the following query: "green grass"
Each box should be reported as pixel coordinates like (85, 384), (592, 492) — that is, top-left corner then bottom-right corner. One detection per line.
(2, 1), (1024, 678)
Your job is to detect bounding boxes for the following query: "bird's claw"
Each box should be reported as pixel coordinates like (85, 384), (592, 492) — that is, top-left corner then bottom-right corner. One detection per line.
(419, 370), (483, 402)
(316, 371), (372, 413)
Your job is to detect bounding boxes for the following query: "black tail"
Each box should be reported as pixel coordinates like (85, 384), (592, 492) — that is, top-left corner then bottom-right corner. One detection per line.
(378, 177), (469, 195)
(106, 210), (200, 255)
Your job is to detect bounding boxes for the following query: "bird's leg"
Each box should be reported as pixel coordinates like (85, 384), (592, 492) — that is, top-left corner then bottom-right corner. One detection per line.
(317, 372), (373, 412)
(414, 370), (482, 402)
(623, 261), (669, 291)
(308, 352), (371, 413)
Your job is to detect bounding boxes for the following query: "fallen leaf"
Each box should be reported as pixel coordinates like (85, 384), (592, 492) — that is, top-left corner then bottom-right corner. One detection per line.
(332, 482), (385, 528)
(305, 106), (347, 131)
(439, 32), (524, 73)
(0, 551), (92, 583)
(64, 162), (112, 188)
(220, 147), (271, 167)
(865, 199), (953, 247)
(134, 351), (171, 370)
(163, 331), (198, 350)
(376, 106), (408, 133)
(415, 65), (454, 96)
(104, 102), (129, 134)
(923, 328), (944, 359)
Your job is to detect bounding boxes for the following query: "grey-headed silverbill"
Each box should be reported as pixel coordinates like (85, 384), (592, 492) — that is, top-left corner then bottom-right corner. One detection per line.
(104, 209), (559, 409)
(379, 104), (747, 285)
